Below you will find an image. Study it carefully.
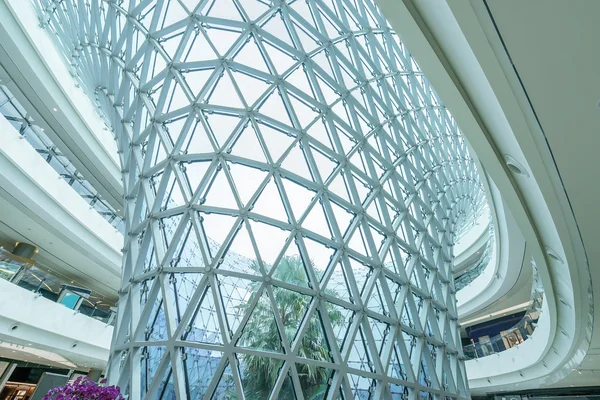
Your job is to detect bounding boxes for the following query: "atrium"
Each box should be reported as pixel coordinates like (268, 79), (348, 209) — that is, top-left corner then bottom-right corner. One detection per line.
(0, 0), (596, 399)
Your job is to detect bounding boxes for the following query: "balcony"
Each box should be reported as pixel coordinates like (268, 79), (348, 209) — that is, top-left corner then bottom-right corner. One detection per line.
(0, 247), (115, 325)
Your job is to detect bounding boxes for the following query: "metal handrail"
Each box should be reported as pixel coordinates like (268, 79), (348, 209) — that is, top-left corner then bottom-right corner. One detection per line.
(0, 84), (124, 233)
(0, 247), (116, 325)
(454, 216), (495, 291)
(462, 275), (544, 360)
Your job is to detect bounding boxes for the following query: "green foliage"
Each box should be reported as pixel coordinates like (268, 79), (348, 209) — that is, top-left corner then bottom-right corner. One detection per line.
(237, 256), (343, 399)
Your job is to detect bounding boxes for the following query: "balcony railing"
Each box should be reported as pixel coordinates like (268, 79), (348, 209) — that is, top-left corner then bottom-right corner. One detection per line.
(462, 270), (544, 360)
(0, 247), (116, 325)
(0, 84), (124, 234)
(462, 310), (540, 359)
(454, 218), (495, 292)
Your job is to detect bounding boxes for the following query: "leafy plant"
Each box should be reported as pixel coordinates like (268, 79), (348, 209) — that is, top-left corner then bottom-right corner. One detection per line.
(237, 256), (343, 399)
(43, 376), (123, 400)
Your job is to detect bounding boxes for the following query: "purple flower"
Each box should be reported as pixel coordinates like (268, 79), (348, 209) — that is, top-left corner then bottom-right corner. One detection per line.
(42, 377), (124, 400)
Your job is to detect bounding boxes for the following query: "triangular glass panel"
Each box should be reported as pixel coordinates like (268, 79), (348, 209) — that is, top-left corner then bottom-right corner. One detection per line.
(239, 356), (285, 399)
(296, 309), (332, 362)
(256, 122), (295, 163)
(183, 285), (223, 345)
(200, 213), (239, 258)
(259, 89), (293, 127)
(310, 147), (338, 182)
(367, 280), (388, 316)
(183, 348), (224, 398)
(263, 41), (296, 75)
(204, 26), (242, 57)
(324, 301), (353, 351)
(388, 343), (407, 381)
(228, 163), (269, 207)
(142, 243), (158, 273)
(287, 93), (319, 129)
(174, 272), (205, 312)
(210, 360), (236, 399)
(348, 326), (375, 372)
(271, 255), (309, 289)
(307, 120), (335, 152)
(236, 0), (270, 22)
(158, 368), (175, 400)
(219, 222), (261, 275)
(314, 70), (341, 105)
(141, 346), (168, 397)
(163, 116), (187, 144)
(184, 119), (215, 154)
(215, 275), (257, 337)
(323, 261), (352, 303)
(206, 0), (244, 21)
(248, 219), (290, 268)
(160, 213), (184, 251)
(201, 168), (238, 209)
(280, 177), (315, 222)
(389, 383), (408, 400)
(328, 200), (353, 238)
(164, 172), (188, 208)
(206, 112), (242, 149)
(230, 71), (271, 107)
(165, 80), (191, 113)
(281, 143), (313, 181)
(367, 316), (390, 356)
(295, 362), (333, 400)
(302, 237), (334, 281)
(208, 70), (244, 109)
(347, 257), (371, 296)
(262, 13), (295, 49)
(251, 177), (289, 223)
(233, 36), (271, 74)
(301, 201), (332, 239)
(185, 162), (211, 195)
(148, 294), (169, 342)
(327, 171), (351, 204)
(286, 66), (313, 94)
(182, 69), (213, 99)
(418, 354), (432, 388)
(346, 225), (369, 259)
(289, 19), (319, 53)
(348, 373), (374, 400)
(237, 290), (284, 353)
(271, 285), (311, 345)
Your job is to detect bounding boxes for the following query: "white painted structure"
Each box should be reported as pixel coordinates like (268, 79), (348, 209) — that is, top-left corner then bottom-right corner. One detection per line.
(0, 0), (596, 397)
(0, 111), (121, 297)
(0, 278), (112, 370)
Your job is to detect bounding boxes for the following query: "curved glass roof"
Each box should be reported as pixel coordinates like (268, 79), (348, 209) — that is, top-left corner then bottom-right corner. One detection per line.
(35, 0), (488, 398)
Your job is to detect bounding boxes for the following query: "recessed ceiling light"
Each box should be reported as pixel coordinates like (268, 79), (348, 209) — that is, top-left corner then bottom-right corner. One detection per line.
(52, 108), (58, 112)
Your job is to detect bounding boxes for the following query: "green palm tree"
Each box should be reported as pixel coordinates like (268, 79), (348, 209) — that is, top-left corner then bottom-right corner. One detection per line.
(237, 256), (343, 399)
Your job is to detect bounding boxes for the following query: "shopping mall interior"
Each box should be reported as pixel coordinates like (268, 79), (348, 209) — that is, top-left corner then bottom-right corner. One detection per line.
(0, 0), (597, 399)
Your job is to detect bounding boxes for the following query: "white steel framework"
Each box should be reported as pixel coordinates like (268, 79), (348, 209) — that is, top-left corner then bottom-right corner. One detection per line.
(34, 0), (486, 398)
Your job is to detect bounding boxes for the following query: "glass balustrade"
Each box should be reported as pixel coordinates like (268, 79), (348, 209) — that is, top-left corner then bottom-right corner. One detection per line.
(454, 216), (495, 292)
(0, 247), (116, 325)
(0, 85), (124, 234)
(462, 277), (544, 360)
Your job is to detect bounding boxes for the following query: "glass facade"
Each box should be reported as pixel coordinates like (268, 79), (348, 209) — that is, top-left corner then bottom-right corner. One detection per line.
(35, 0), (487, 398)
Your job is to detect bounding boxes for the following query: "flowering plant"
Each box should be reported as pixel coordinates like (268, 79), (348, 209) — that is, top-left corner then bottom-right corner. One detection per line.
(43, 376), (124, 400)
